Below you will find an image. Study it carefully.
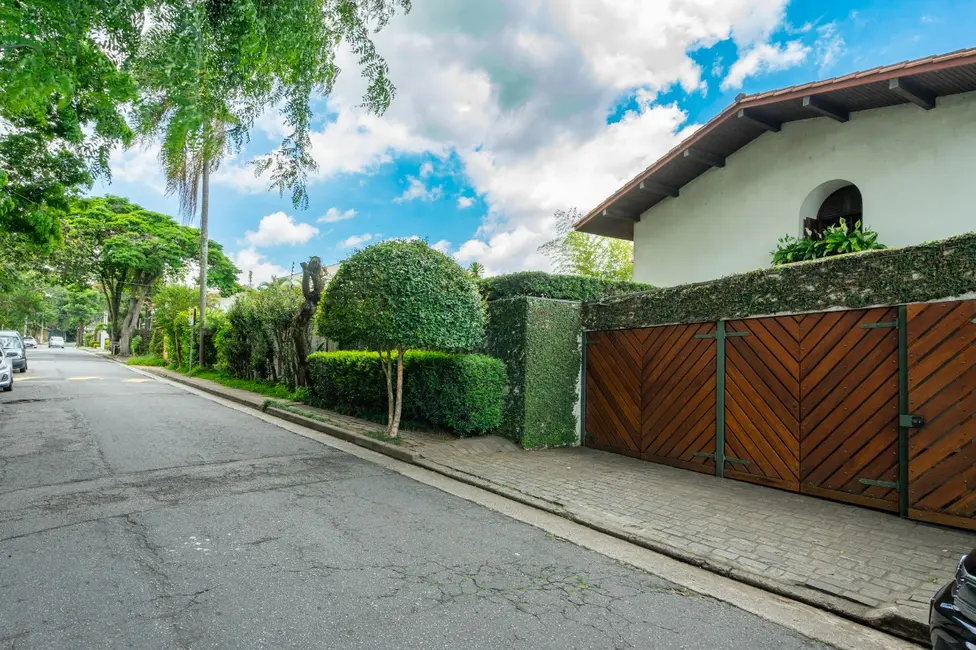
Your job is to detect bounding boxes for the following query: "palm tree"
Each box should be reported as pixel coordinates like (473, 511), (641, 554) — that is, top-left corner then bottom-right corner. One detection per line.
(468, 262), (485, 279)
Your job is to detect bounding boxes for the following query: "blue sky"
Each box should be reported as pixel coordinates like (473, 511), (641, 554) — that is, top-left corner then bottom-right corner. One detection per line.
(96, 0), (976, 283)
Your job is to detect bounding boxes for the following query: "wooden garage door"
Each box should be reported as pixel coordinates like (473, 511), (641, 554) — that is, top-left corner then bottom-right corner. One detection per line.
(799, 308), (900, 512)
(641, 322), (717, 473)
(725, 317), (801, 491)
(584, 329), (645, 458)
(907, 300), (976, 531)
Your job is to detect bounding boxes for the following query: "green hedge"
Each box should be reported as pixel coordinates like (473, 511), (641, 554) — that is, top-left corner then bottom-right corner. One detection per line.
(585, 232), (976, 330)
(480, 271), (649, 302)
(485, 297), (581, 449)
(306, 351), (506, 437)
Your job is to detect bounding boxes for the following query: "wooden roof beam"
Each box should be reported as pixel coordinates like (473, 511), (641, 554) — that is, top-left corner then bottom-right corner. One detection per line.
(639, 180), (679, 198)
(682, 147), (726, 168)
(802, 95), (849, 122)
(889, 78), (936, 110)
(737, 108), (781, 132)
(601, 208), (638, 222)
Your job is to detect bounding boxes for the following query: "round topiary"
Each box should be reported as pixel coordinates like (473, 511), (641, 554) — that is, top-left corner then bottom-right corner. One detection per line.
(316, 239), (486, 435)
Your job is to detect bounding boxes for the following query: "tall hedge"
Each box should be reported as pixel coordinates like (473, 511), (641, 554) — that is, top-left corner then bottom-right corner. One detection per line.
(485, 297), (581, 448)
(479, 271), (650, 302)
(585, 231), (976, 330)
(307, 351), (506, 436)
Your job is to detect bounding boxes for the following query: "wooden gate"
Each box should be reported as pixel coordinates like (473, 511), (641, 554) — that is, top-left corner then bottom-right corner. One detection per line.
(798, 308), (900, 511)
(724, 317), (801, 491)
(584, 329), (644, 458)
(907, 300), (976, 530)
(641, 322), (717, 473)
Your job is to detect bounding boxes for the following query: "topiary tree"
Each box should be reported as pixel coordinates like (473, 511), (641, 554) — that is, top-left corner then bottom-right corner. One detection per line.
(317, 239), (485, 437)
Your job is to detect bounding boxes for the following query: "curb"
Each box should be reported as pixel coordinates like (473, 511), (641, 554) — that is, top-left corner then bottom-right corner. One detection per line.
(130, 362), (927, 645)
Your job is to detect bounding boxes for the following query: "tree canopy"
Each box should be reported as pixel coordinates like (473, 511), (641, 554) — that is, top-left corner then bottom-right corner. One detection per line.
(317, 239), (485, 437)
(60, 195), (239, 353)
(539, 208), (634, 282)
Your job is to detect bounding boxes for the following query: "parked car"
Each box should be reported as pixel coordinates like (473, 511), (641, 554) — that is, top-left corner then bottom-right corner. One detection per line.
(49, 336), (64, 349)
(0, 331), (27, 373)
(931, 549), (976, 649)
(23, 336), (37, 348)
(0, 354), (12, 391)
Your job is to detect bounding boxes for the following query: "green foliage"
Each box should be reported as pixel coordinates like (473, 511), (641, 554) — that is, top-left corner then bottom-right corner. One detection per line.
(185, 369), (303, 401)
(539, 208), (634, 281)
(587, 232), (976, 331)
(485, 297), (581, 448)
(130, 334), (143, 355)
(307, 351), (506, 436)
(214, 285), (305, 387)
(772, 219), (885, 265)
(149, 328), (165, 356)
(480, 271), (650, 302)
(126, 354), (167, 367)
(318, 239), (485, 352)
(59, 196), (238, 353)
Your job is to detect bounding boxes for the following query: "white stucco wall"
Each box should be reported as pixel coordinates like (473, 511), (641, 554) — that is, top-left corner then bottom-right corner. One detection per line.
(633, 91), (976, 287)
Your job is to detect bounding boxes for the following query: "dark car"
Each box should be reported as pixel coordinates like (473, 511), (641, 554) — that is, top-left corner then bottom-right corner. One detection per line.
(931, 549), (976, 649)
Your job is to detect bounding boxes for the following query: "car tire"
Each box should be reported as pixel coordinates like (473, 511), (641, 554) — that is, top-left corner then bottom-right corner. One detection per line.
(2, 384), (11, 392)
(19, 367), (26, 373)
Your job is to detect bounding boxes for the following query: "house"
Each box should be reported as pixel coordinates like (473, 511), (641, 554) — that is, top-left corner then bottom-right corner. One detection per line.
(576, 48), (976, 287)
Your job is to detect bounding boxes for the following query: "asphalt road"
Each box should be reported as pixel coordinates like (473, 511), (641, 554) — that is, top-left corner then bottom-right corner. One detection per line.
(0, 347), (838, 650)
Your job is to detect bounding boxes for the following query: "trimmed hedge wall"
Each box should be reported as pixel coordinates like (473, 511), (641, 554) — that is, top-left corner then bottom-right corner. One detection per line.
(485, 297), (581, 449)
(480, 271), (650, 302)
(586, 232), (976, 331)
(306, 351), (506, 437)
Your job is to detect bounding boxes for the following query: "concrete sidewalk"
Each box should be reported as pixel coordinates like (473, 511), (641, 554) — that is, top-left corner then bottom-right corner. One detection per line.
(131, 363), (974, 643)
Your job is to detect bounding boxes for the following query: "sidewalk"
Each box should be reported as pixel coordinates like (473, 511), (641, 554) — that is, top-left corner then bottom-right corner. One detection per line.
(135, 363), (974, 643)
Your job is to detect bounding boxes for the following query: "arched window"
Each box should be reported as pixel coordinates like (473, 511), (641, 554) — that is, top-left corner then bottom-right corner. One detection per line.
(804, 184), (862, 237)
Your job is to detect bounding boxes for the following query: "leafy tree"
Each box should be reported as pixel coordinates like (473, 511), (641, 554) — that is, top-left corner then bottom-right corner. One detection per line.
(130, 0), (412, 366)
(1, 0), (140, 245)
(317, 240), (485, 437)
(539, 208), (634, 281)
(467, 262), (484, 279)
(60, 196), (238, 354)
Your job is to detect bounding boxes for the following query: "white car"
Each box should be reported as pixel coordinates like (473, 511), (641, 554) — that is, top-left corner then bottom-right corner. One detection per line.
(49, 336), (64, 349)
(23, 336), (37, 348)
(0, 355), (12, 391)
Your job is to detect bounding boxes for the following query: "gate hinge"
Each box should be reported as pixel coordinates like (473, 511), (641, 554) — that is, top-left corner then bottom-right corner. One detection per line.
(899, 414), (925, 428)
(692, 451), (716, 459)
(860, 321), (898, 329)
(725, 457), (749, 465)
(859, 478), (899, 490)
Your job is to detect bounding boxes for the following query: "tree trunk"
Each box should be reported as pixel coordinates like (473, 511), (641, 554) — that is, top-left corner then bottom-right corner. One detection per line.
(76, 324), (84, 346)
(291, 257), (324, 387)
(388, 348), (405, 438)
(380, 350), (394, 428)
(198, 162), (210, 366)
(119, 287), (147, 355)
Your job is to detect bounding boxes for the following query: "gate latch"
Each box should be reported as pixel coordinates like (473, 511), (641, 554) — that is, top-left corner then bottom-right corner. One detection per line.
(899, 414), (925, 428)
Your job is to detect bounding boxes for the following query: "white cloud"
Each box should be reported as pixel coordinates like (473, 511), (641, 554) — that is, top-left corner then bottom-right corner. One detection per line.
(340, 233), (375, 248)
(210, 157), (271, 195)
(431, 239), (451, 254)
(394, 175), (443, 203)
(419, 161), (434, 177)
(230, 247), (289, 286)
(814, 22), (845, 72)
(457, 196), (475, 209)
(108, 144), (165, 193)
(318, 207), (358, 223)
(721, 40), (810, 90)
(244, 211), (319, 247)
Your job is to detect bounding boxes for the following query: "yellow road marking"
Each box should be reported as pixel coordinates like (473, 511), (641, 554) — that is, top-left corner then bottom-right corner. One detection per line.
(65, 376), (101, 381)
(122, 378), (152, 383)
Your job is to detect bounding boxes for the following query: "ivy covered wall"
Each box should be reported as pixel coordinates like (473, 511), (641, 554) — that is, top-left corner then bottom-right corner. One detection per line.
(586, 232), (976, 331)
(485, 297), (582, 449)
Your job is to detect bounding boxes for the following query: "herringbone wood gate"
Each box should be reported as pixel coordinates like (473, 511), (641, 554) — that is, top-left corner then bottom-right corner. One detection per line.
(583, 300), (976, 530)
(907, 301), (976, 531)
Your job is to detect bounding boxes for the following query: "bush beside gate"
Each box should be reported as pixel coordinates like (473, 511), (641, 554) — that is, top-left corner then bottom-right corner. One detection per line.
(307, 351), (506, 437)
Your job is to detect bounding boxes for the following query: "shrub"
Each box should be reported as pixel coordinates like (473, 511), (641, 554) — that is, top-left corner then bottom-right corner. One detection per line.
(130, 334), (143, 355)
(149, 328), (165, 356)
(316, 239), (486, 437)
(772, 219), (885, 265)
(479, 271), (650, 302)
(307, 350), (506, 436)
